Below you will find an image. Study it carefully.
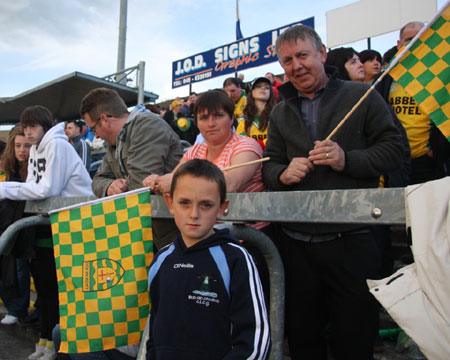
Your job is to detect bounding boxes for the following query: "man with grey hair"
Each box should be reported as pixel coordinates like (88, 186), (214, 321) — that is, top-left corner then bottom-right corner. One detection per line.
(262, 25), (404, 359)
(376, 21), (447, 185)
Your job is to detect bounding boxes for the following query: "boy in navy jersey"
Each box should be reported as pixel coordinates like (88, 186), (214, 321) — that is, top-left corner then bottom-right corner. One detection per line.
(146, 159), (270, 360)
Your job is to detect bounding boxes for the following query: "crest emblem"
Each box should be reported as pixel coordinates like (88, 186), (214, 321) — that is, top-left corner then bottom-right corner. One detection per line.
(82, 258), (125, 292)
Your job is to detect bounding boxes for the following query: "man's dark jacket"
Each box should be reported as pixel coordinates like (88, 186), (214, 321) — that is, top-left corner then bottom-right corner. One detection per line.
(263, 67), (404, 235)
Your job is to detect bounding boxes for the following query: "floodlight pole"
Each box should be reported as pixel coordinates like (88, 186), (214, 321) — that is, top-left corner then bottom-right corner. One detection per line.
(117, 0), (128, 85)
(138, 61), (145, 104)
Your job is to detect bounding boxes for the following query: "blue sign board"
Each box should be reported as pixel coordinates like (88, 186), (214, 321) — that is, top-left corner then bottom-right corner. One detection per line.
(171, 17), (314, 88)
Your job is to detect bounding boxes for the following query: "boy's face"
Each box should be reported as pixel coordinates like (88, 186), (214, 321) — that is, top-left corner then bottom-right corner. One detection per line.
(164, 174), (228, 248)
(23, 124), (45, 146)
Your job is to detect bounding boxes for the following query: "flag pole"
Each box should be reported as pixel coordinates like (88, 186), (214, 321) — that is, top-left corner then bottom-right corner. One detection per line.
(235, 0), (243, 78)
(222, 157), (270, 171)
(325, 0), (450, 140)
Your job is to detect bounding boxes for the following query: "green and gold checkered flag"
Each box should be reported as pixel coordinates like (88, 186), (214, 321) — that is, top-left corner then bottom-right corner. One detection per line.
(389, 1), (450, 140)
(49, 188), (153, 353)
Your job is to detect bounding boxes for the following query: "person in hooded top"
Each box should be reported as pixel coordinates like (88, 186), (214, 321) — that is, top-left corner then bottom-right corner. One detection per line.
(0, 106), (93, 200)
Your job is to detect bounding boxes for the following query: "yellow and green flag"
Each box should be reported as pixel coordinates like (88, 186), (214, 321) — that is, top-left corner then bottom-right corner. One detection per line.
(390, 3), (450, 140)
(49, 188), (153, 353)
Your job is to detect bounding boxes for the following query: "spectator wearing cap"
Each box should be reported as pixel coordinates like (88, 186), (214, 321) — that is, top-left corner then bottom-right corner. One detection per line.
(163, 99), (183, 126)
(359, 49), (382, 84)
(237, 77), (275, 150)
(65, 119), (91, 171)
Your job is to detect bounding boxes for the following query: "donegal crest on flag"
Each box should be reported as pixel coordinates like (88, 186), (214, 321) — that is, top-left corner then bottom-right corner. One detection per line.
(49, 188), (153, 353)
(390, 3), (450, 140)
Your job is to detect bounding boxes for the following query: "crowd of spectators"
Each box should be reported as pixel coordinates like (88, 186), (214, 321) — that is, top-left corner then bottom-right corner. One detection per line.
(0, 20), (448, 360)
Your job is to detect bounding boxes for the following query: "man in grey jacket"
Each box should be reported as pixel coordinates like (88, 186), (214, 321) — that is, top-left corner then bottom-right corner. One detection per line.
(262, 25), (404, 360)
(80, 87), (183, 248)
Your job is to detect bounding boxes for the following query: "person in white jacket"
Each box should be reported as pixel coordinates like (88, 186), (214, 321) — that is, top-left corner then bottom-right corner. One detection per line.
(0, 107), (93, 200)
(0, 105), (93, 360)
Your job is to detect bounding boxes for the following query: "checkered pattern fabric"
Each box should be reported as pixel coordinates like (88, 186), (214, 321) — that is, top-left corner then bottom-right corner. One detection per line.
(49, 188), (153, 353)
(390, 4), (450, 141)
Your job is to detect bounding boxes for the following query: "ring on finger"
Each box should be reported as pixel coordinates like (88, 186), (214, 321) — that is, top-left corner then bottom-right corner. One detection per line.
(325, 153), (329, 159)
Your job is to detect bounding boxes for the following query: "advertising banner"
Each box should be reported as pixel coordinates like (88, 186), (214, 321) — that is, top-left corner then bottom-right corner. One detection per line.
(171, 17), (314, 88)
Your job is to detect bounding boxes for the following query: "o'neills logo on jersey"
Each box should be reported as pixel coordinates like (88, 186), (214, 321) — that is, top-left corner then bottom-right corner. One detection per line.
(173, 263), (194, 269)
(82, 259), (125, 292)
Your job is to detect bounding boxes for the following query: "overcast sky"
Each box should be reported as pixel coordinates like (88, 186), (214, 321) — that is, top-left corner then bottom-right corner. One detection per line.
(0, 0), (443, 103)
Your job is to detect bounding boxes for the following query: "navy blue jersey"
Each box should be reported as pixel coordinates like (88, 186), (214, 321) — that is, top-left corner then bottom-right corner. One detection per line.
(147, 228), (270, 360)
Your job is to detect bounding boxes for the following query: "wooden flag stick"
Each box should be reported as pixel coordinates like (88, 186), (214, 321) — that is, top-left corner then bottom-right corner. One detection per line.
(222, 157), (270, 171)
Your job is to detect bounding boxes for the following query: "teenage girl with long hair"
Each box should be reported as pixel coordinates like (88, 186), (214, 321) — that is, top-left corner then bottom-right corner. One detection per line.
(0, 125), (32, 325)
(237, 76), (276, 150)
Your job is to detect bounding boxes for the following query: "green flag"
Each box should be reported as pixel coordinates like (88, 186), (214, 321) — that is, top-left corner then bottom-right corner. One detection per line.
(49, 188), (153, 353)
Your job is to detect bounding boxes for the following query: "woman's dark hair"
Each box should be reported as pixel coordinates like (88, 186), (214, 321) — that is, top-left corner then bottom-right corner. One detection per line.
(20, 105), (55, 133)
(359, 49), (382, 64)
(2, 124), (29, 181)
(171, 159), (227, 204)
(193, 89), (235, 122)
(243, 82), (275, 134)
(325, 47), (359, 80)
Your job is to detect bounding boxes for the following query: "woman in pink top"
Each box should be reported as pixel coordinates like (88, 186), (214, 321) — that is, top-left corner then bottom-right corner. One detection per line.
(144, 90), (270, 297)
(143, 89), (265, 198)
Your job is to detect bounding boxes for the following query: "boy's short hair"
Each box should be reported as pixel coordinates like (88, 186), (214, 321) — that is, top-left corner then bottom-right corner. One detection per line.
(171, 159), (226, 204)
(20, 105), (55, 133)
(193, 89), (234, 122)
(80, 87), (128, 121)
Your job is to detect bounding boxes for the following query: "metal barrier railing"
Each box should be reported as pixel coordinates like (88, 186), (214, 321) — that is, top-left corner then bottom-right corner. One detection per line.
(0, 188), (407, 360)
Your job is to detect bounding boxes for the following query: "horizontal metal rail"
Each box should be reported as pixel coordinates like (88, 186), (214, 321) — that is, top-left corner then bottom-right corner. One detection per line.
(23, 188), (406, 224)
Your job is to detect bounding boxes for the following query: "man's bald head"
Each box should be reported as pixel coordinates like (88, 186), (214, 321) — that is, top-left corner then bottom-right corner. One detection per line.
(398, 21), (424, 50)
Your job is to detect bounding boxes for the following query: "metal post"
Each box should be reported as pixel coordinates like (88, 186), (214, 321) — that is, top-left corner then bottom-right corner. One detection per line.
(138, 61), (145, 104)
(225, 224), (285, 360)
(117, 0), (128, 85)
(367, 37), (371, 49)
